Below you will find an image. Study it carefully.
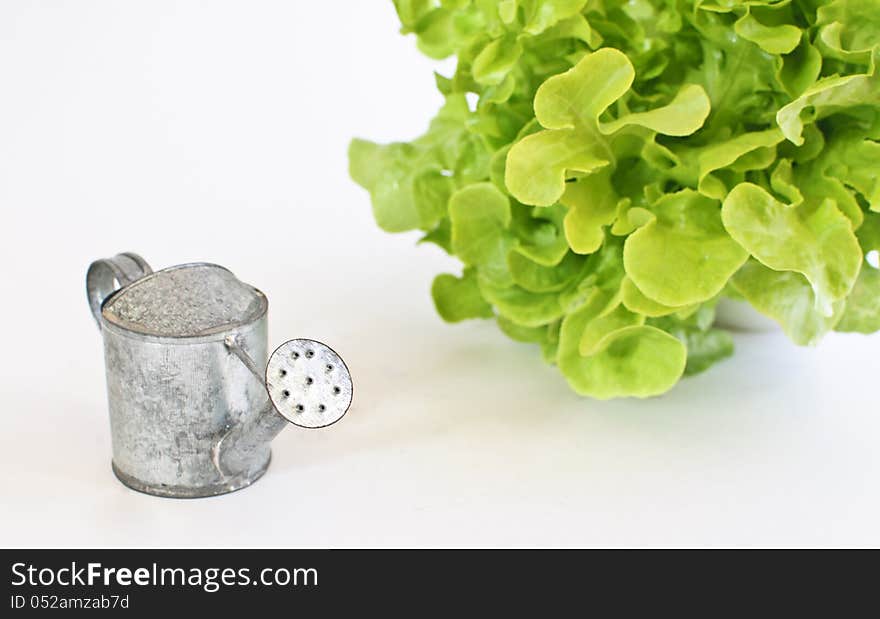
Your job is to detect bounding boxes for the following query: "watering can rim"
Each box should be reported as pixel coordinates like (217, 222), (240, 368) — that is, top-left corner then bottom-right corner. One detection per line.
(98, 261), (268, 341)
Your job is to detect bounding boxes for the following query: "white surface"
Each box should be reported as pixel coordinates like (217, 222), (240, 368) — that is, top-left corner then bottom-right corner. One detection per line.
(715, 298), (780, 333)
(1, 1), (878, 548)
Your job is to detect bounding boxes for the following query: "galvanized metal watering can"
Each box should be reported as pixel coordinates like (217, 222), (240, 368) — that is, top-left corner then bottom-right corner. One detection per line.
(87, 252), (353, 498)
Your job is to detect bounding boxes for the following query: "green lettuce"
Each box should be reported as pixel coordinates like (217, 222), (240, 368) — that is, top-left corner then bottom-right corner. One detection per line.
(351, 0), (880, 398)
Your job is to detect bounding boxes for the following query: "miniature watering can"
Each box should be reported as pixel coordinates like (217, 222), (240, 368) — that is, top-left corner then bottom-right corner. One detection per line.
(87, 252), (353, 498)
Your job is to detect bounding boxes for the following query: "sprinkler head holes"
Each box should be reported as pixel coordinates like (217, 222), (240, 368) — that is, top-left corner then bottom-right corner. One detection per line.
(266, 339), (353, 428)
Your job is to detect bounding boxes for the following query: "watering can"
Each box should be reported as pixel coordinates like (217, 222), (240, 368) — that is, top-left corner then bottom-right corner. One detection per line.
(86, 252), (353, 498)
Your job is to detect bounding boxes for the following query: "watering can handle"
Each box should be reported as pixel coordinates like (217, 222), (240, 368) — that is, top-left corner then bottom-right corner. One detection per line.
(86, 252), (153, 328)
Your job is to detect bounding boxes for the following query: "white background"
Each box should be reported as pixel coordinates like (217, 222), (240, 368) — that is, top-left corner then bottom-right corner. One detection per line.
(1, 1), (877, 548)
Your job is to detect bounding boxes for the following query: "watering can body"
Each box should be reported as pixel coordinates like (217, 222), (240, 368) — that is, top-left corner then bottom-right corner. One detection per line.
(89, 256), (274, 497)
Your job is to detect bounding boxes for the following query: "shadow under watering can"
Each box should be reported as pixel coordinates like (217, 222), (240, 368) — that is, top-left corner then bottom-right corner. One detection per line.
(87, 252), (353, 498)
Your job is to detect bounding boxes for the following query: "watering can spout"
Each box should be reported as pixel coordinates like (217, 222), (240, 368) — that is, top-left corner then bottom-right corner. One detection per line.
(215, 400), (289, 478)
(216, 335), (353, 478)
(214, 335), (287, 477)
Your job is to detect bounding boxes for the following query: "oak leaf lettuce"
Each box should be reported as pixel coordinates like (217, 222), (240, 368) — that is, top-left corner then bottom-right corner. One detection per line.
(351, 0), (880, 398)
